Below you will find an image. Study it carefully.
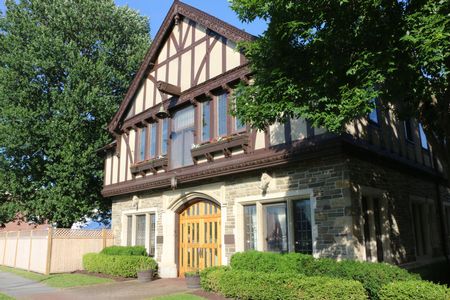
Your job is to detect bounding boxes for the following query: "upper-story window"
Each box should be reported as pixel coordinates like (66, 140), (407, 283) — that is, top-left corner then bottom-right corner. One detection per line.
(418, 123), (429, 150)
(403, 119), (414, 143)
(217, 93), (228, 136)
(171, 106), (195, 169)
(149, 122), (157, 158)
(139, 127), (147, 161)
(200, 91), (247, 144)
(161, 118), (169, 155)
(368, 99), (379, 124)
(202, 100), (211, 142)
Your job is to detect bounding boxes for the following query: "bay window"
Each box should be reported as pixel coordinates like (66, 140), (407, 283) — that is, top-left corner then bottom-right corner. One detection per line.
(149, 122), (157, 158)
(265, 203), (288, 252)
(217, 93), (228, 136)
(244, 205), (257, 250)
(202, 100), (211, 142)
(161, 118), (169, 155)
(139, 127), (147, 161)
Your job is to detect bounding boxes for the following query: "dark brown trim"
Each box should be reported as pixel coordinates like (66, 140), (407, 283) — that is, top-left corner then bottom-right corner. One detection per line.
(205, 33), (210, 81)
(142, 79), (147, 112)
(222, 37), (227, 73)
(107, 1), (254, 133)
(191, 22), (196, 87)
(103, 133), (443, 197)
(170, 32), (180, 52)
(153, 70), (158, 106)
(157, 81), (181, 97)
(194, 34), (220, 85)
(153, 35), (209, 70)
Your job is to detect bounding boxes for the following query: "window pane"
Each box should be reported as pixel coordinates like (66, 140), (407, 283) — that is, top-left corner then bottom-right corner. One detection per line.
(171, 106), (195, 168)
(135, 215), (146, 247)
(369, 99), (379, 124)
(140, 127), (147, 161)
(217, 93), (227, 136)
(161, 118), (168, 155)
(419, 123), (428, 150)
(126, 216), (132, 246)
(404, 120), (414, 142)
(244, 205), (257, 250)
(293, 200), (312, 254)
(202, 101), (211, 142)
(265, 203), (288, 253)
(150, 123), (157, 158)
(235, 117), (245, 131)
(149, 214), (156, 256)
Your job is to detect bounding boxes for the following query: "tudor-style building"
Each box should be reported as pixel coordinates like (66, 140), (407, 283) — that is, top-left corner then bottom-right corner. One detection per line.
(101, 1), (450, 278)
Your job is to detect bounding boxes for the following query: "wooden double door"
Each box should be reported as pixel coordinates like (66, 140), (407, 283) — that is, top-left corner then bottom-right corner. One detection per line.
(179, 200), (221, 276)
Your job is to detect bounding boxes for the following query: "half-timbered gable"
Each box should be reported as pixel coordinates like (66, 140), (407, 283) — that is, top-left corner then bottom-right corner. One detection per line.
(102, 1), (450, 279)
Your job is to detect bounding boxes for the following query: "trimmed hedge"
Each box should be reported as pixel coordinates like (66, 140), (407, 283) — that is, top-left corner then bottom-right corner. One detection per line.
(379, 281), (450, 300)
(201, 267), (367, 300)
(100, 245), (147, 256)
(83, 253), (157, 278)
(230, 251), (418, 299)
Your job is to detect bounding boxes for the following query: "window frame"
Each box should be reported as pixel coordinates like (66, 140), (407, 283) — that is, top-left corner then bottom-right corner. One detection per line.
(123, 209), (158, 257)
(236, 192), (316, 255)
(410, 196), (435, 260)
(403, 119), (415, 144)
(418, 123), (429, 151)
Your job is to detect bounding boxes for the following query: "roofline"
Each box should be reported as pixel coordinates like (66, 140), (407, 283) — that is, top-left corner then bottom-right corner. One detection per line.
(107, 0), (255, 133)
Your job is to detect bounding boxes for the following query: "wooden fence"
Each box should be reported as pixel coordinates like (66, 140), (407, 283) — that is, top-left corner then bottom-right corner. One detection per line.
(0, 228), (114, 274)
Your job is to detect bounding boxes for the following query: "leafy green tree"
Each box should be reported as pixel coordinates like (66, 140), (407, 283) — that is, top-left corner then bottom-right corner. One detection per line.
(0, 0), (150, 227)
(230, 0), (450, 179)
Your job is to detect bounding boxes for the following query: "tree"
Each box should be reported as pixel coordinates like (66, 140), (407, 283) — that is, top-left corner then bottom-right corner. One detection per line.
(230, 0), (450, 179)
(0, 0), (150, 227)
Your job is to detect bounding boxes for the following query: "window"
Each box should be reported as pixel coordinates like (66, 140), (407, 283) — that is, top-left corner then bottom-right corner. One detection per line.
(202, 100), (211, 142)
(124, 213), (156, 256)
(126, 216), (132, 246)
(293, 200), (312, 254)
(139, 127), (147, 161)
(244, 205), (257, 250)
(265, 203), (288, 253)
(404, 119), (414, 143)
(217, 92), (228, 136)
(368, 100), (379, 124)
(171, 106), (195, 169)
(361, 196), (384, 262)
(161, 118), (169, 155)
(411, 201), (433, 257)
(418, 123), (428, 150)
(149, 123), (157, 158)
(149, 214), (156, 256)
(135, 215), (146, 246)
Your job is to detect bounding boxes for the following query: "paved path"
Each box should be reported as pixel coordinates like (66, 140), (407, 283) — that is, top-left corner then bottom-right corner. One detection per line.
(18, 278), (191, 300)
(0, 271), (57, 298)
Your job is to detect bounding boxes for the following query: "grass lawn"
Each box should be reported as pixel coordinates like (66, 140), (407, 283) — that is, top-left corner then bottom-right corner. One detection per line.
(150, 293), (205, 300)
(0, 266), (113, 288)
(0, 293), (15, 300)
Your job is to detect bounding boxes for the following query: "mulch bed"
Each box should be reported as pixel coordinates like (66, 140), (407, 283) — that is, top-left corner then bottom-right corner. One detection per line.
(71, 270), (134, 282)
(191, 290), (228, 300)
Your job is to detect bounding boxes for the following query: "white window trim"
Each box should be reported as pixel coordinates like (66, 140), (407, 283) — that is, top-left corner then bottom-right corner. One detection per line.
(356, 186), (392, 263)
(122, 208), (158, 257)
(234, 189), (318, 257)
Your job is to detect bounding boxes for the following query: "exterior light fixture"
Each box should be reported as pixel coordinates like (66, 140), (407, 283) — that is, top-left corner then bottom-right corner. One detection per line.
(156, 105), (170, 119)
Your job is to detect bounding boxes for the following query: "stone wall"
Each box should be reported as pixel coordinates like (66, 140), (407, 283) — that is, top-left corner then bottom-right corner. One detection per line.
(347, 155), (447, 264)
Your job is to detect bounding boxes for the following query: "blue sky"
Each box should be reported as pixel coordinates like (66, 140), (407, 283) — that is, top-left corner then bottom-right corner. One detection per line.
(0, 0), (266, 38)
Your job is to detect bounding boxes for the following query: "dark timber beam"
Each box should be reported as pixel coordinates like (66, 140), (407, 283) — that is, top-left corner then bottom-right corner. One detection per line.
(157, 81), (181, 97)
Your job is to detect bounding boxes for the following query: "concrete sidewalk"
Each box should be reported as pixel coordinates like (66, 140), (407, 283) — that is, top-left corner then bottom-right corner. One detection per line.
(18, 278), (191, 300)
(0, 271), (57, 298)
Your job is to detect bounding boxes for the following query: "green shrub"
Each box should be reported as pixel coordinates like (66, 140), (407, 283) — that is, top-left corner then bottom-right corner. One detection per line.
(83, 253), (157, 278)
(379, 281), (450, 300)
(230, 251), (417, 299)
(201, 268), (367, 300)
(100, 245), (147, 256)
(200, 266), (230, 291)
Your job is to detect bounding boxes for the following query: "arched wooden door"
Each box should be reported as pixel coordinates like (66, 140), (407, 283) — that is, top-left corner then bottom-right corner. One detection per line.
(179, 200), (221, 276)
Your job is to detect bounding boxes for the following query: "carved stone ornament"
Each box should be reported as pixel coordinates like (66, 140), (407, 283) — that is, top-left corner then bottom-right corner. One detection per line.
(259, 172), (272, 192)
(132, 195), (139, 210)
